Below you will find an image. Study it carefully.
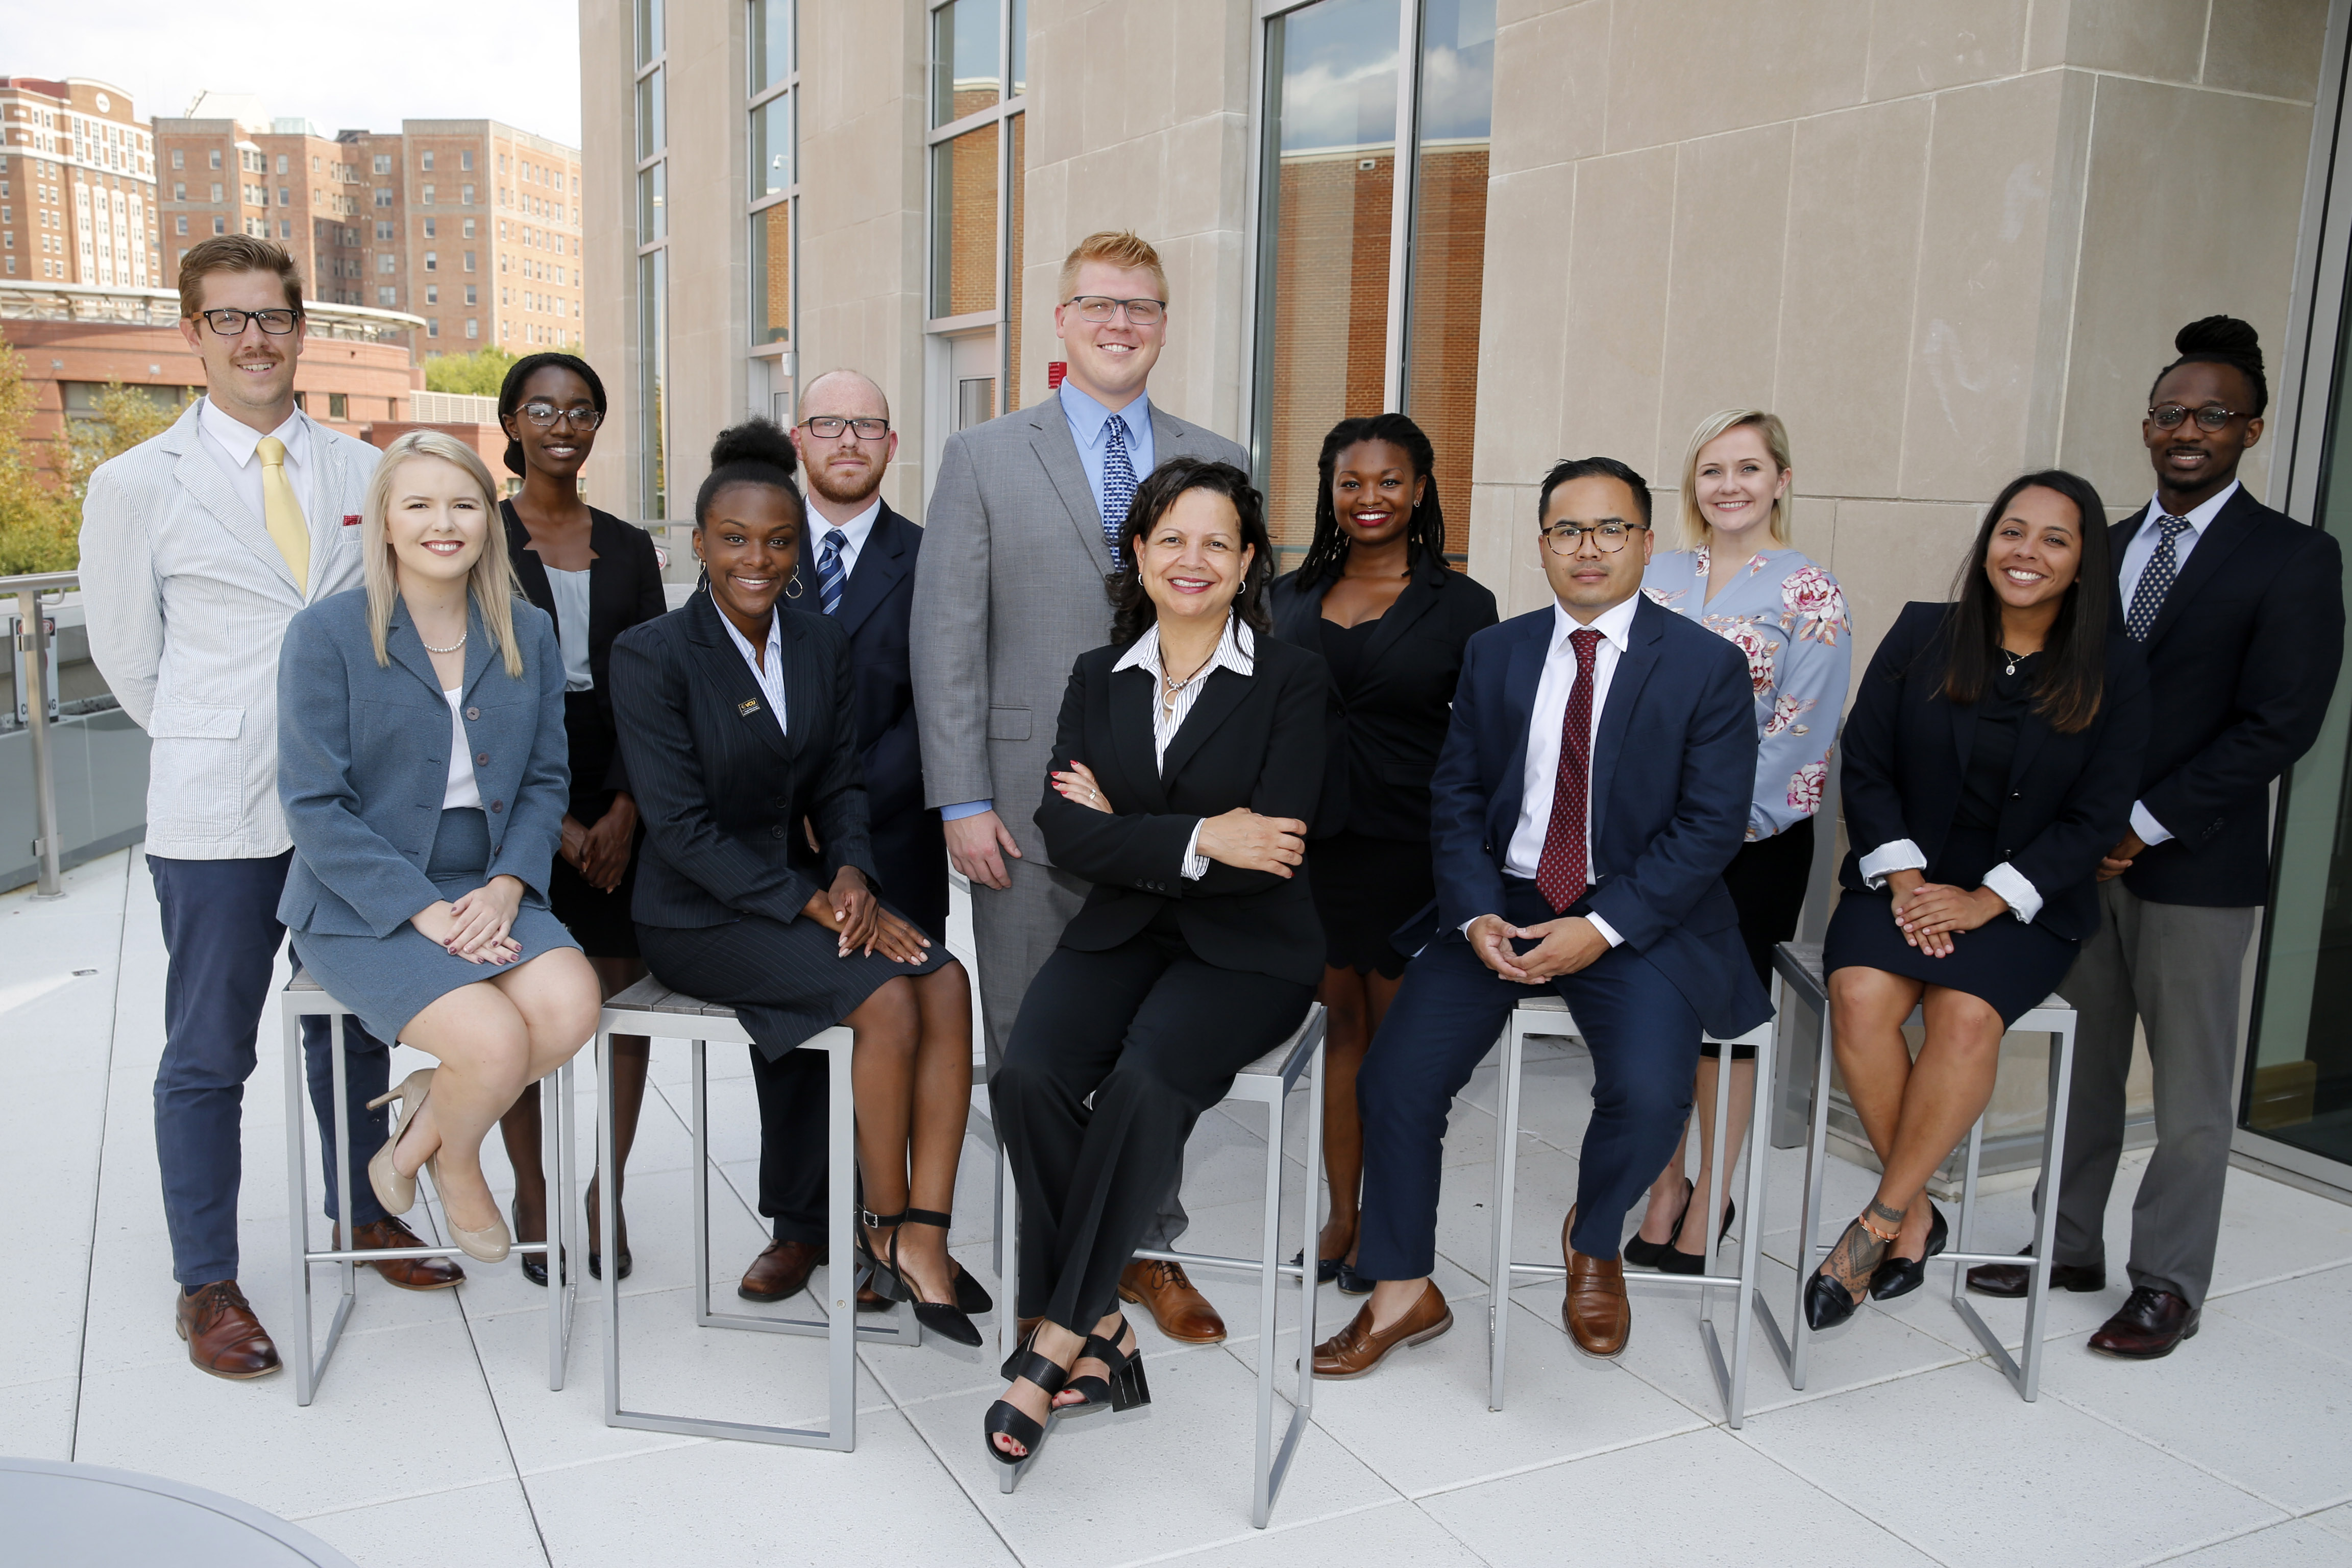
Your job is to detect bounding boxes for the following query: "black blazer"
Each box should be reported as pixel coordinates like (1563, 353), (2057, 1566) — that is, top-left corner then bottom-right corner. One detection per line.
(2106, 488), (2343, 907)
(1837, 602), (2151, 943)
(609, 590), (877, 930)
(783, 500), (948, 938)
(502, 502), (668, 794)
(1268, 554), (1499, 840)
(1035, 631), (1329, 987)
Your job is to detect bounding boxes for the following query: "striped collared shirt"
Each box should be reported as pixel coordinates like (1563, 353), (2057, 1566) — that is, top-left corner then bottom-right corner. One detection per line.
(1113, 613), (1255, 879)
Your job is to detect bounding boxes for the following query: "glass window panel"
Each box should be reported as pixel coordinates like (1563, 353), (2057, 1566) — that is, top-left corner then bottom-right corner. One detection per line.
(933, 0), (1002, 127)
(638, 248), (667, 518)
(1010, 0), (1027, 96)
(1005, 112), (1025, 410)
(929, 119), (998, 318)
(1253, 0), (1401, 566)
(636, 68), (665, 161)
(753, 199), (790, 344)
(750, 0), (794, 94)
(637, 161), (665, 241)
(1403, 0), (1493, 553)
(752, 92), (794, 200)
(635, 0), (664, 67)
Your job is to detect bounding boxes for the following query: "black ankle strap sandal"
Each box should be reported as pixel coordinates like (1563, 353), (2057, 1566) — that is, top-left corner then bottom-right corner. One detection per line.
(985, 1333), (1073, 1467)
(1063, 1314), (1152, 1415)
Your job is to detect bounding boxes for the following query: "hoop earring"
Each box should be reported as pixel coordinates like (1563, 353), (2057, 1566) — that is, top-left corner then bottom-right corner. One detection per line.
(694, 564), (709, 595)
(785, 576), (803, 599)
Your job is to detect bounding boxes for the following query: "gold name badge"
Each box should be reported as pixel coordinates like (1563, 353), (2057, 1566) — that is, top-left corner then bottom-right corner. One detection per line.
(738, 698), (762, 717)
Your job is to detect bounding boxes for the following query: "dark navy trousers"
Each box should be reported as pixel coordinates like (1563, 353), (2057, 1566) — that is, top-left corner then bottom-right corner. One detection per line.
(1355, 878), (1703, 1280)
(149, 852), (392, 1287)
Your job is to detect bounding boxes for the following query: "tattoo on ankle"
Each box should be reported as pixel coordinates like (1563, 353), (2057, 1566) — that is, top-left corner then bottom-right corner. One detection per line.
(1868, 1200), (1905, 1228)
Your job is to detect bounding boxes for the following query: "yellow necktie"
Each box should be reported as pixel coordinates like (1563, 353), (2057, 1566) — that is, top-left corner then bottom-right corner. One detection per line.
(255, 435), (311, 596)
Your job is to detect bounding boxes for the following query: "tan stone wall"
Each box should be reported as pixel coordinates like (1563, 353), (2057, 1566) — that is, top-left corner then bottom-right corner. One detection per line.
(1470, 0), (2329, 677)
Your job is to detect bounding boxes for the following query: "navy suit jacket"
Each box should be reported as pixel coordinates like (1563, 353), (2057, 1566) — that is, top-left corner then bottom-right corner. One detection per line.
(2106, 488), (2343, 907)
(1426, 594), (1769, 1039)
(784, 500), (948, 939)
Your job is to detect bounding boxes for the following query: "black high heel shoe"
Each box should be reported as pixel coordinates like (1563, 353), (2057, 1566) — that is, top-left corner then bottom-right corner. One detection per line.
(986, 1334), (1074, 1468)
(1804, 1215), (1893, 1332)
(1623, 1179), (1694, 1270)
(1287, 1250), (1345, 1286)
(1657, 1195), (1736, 1276)
(514, 1198), (555, 1287)
(585, 1180), (631, 1282)
(1062, 1315), (1152, 1415)
(861, 1208), (983, 1347)
(1868, 1202), (1949, 1301)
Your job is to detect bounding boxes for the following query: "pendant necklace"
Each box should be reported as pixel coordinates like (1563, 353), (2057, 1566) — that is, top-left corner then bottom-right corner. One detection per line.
(1999, 646), (2027, 676)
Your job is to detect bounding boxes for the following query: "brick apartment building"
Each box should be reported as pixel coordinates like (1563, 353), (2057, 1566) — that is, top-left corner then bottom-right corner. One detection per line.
(152, 93), (583, 360)
(0, 76), (159, 289)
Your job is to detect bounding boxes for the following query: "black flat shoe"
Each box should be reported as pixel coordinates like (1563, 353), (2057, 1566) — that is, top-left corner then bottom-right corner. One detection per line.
(1658, 1197), (1736, 1275)
(1623, 1178), (1695, 1270)
(1062, 1315), (1152, 1415)
(986, 1339), (1074, 1468)
(863, 1207), (983, 1348)
(1334, 1261), (1374, 1296)
(514, 1199), (551, 1287)
(1803, 1218), (1880, 1333)
(1288, 1249), (1345, 1286)
(1868, 1203), (1948, 1301)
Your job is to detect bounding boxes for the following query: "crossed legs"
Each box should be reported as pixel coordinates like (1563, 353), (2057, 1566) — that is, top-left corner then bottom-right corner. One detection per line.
(846, 963), (974, 1305)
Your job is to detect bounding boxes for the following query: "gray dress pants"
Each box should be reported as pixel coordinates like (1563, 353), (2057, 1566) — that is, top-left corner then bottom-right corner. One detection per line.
(2052, 878), (2258, 1308)
(970, 854), (1190, 1250)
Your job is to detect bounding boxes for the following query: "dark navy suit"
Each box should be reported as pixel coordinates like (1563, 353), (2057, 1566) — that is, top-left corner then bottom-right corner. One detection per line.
(1355, 594), (1770, 1275)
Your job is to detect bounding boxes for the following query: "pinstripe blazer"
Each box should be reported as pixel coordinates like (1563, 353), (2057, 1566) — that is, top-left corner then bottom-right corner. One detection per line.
(609, 589), (878, 930)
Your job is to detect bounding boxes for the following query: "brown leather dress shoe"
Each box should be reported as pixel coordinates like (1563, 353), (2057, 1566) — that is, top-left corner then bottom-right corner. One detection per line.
(337, 1218), (464, 1290)
(1120, 1259), (1226, 1344)
(1311, 1283), (1453, 1379)
(739, 1239), (824, 1302)
(1966, 1246), (2104, 1298)
(2088, 1286), (2200, 1359)
(1561, 1209), (1630, 1357)
(175, 1281), (281, 1380)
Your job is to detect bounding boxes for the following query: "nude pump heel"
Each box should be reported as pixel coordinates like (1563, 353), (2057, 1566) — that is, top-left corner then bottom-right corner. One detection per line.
(424, 1152), (512, 1263)
(365, 1069), (435, 1217)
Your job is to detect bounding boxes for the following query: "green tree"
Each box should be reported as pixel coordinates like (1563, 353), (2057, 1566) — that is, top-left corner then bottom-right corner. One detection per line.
(424, 345), (521, 397)
(0, 341), (181, 575)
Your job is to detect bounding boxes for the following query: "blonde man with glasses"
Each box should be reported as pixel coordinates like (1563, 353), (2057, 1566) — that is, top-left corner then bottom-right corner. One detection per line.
(81, 236), (461, 1384)
(911, 231), (1247, 1346)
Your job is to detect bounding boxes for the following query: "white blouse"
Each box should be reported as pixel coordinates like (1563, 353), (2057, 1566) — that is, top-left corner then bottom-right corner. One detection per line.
(443, 689), (483, 811)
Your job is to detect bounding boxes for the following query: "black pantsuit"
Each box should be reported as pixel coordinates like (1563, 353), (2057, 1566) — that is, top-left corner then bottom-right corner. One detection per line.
(993, 626), (1328, 1331)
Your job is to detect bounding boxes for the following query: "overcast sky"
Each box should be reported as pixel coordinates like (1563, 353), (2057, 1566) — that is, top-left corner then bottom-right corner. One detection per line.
(9, 4), (582, 147)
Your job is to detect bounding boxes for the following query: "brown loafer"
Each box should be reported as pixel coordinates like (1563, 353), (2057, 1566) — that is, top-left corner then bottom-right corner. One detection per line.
(740, 1239), (825, 1302)
(2088, 1287), (2200, 1359)
(175, 1281), (281, 1380)
(1965, 1247), (2105, 1298)
(1119, 1259), (1226, 1344)
(1561, 1210), (1629, 1358)
(338, 1217), (465, 1290)
(1311, 1282), (1453, 1379)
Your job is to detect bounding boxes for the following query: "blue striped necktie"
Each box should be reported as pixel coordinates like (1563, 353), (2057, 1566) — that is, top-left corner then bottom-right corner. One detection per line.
(1100, 413), (1137, 566)
(2124, 513), (2192, 643)
(817, 528), (847, 616)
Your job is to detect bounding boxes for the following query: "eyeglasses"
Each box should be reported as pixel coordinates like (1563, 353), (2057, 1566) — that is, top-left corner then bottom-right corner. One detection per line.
(198, 307), (300, 336)
(518, 401), (604, 429)
(1540, 520), (1648, 555)
(2148, 404), (2243, 431)
(1066, 295), (1166, 326)
(800, 415), (891, 440)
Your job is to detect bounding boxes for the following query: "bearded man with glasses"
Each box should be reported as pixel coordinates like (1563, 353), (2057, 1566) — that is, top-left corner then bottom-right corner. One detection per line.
(80, 236), (463, 1384)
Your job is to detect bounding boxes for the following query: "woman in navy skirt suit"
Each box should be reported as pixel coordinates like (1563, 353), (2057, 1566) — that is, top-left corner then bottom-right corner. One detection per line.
(278, 431), (602, 1265)
(1807, 470), (2148, 1330)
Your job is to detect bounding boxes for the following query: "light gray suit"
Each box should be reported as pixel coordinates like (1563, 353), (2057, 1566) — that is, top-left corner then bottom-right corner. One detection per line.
(911, 393), (1247, 1248)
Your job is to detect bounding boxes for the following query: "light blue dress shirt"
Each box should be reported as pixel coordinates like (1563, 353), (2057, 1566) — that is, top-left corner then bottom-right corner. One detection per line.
(941, 381), (1161, 825)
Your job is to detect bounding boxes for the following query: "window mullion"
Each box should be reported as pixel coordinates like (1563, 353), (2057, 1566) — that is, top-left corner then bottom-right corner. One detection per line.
(1380, 0), (1422, 414)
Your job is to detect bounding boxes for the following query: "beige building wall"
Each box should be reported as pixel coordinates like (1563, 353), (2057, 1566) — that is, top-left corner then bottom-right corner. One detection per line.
(580, 1), (642, 524)
(1469, 0), (2328, 674)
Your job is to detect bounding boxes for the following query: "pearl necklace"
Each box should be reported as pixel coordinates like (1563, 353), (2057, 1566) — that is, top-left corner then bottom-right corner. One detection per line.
(422, 627), (469, 655)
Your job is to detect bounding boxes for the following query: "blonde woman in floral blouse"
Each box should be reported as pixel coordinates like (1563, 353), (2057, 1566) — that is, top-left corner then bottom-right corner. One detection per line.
(1624, 409), (1852, 1274)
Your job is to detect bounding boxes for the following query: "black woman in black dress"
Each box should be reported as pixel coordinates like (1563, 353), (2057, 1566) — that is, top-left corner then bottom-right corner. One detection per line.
(1267, 414), (1496, 1292)
(1807, 471), (2148, 1330)
(490, 353), (668, 1283)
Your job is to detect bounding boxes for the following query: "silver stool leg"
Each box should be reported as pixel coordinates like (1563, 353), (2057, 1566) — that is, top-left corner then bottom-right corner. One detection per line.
(1759, 1007), (1834, 1391)
(598, 1029), (624, 1423)
(1250, 1043), (1321, 1530)
(1695, 1002), (1774, 1428)
(1486, 1014), (1526, 1411)
(543, 1060), (575, 1391)
(288, 1005), (362, 1406)
(1945, 1018), (2076, 1401)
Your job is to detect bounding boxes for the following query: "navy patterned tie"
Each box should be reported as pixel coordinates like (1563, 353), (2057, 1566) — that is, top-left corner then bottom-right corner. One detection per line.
(2124, 513), (2192, 643)
(1100, 413), (1137, 566)
(817, 528), (847, 616)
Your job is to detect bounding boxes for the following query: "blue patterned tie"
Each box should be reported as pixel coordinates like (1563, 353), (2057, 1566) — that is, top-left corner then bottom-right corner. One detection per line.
(817, 528), (847, 616)
(2124, 514), (2192, 643)
(1100, 413), (1137, 567)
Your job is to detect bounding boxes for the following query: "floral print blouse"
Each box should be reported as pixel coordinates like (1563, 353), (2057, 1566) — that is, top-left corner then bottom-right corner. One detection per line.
(1643, 546), (1852, 842)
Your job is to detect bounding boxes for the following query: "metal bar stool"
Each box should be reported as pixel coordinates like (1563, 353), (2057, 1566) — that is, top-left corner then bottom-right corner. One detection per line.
(1754, 940), (2077, 1401)
(281, 973), (577, 1405)
(995, 1004), (1326, 1529)
(1487, 991), (1777, 1426)
(594, 977), (921, 1453)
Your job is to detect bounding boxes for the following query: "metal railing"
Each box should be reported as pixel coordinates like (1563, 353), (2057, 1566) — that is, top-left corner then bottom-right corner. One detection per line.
(5, 570), (78, 898)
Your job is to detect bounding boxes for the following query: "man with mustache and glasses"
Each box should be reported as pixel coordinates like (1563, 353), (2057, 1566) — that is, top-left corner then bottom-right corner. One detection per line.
(81, 236), (461, 1384)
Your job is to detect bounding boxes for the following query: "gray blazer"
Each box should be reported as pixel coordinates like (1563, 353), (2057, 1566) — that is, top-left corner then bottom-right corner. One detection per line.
(275, 586), (569, 939)
(909, 397), (1248, 864)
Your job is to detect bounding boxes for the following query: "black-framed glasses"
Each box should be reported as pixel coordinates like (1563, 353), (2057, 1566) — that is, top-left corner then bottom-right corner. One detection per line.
(800, 415), (891, 440)
(518, 401), (604, 429)
(1066, 295), (1166, 326)
(198, 307), (301, 336)
(2148, 403), (2243, 431)
(1540, 520), (1649, 555)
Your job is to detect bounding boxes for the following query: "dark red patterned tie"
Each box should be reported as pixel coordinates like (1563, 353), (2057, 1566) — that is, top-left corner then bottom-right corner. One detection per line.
(1536, 628), (1603, 914)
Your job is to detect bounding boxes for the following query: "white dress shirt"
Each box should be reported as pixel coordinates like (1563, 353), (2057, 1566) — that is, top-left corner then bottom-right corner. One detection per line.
(198, 399), (313, 527)
(1112, 614), (1255, 879)
(2114, 480), (2239, 847)
(1492, 595), (1639, 947)
(718, 607), (789, 733)
(812, 495), (883, 582)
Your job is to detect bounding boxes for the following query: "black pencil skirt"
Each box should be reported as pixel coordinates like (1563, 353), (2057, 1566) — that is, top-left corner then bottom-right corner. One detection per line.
(636, 904), (953, 1061)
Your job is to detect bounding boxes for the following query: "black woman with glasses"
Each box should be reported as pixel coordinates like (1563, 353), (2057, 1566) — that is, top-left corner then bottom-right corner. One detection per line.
(490, 352), (669, 1285)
